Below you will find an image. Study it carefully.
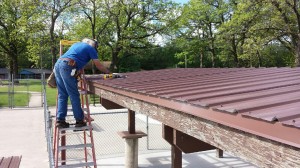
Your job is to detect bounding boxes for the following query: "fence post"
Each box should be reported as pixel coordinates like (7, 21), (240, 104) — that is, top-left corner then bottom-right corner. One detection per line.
(146, 116), (149, 150)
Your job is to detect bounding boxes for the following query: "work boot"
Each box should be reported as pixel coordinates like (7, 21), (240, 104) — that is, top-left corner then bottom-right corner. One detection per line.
(75, 120), (87, 127)
(56, 120), (69, 128)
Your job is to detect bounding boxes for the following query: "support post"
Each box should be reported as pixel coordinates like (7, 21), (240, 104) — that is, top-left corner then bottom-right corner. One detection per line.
(128, 110), (135, 134)
(171, 144), (182, 168)
(162, 124), (216, 168)
(125, 138), (139, 168)
(216, 148), (224, 158)
(118, 110), (146, 168)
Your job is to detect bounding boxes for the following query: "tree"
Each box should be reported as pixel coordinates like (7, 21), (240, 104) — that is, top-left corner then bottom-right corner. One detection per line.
(0, 0), (42, 76)
(40, 0), (77, 69)
(178, 0), (229, 67)
(265, 0), (300, 66)
(98, 0), (180, 71)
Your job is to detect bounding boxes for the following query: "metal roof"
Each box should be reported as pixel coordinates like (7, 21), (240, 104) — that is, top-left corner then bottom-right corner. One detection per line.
(0, 68), (9, 74)
(20, 68), (52, 75)
(88, 68), (300, 129)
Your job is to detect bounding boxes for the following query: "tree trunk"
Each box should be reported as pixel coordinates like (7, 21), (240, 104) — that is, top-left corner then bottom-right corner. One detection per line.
(50, 23), (57, 69)
(209, 23), (215, 67)
(110, 46), (122, 72)
(295, 34), (300, 67)
(12, 55), (18, 78)
(200, 50), (203, 68)
(232, 37), (239, 67)
(51, 44), (57, 69)
(256, 50), (261, 67)
(9, 59), (13, 81)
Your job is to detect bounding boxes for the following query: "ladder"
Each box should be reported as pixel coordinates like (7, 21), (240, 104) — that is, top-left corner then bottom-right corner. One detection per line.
(53, 40), (97, 168)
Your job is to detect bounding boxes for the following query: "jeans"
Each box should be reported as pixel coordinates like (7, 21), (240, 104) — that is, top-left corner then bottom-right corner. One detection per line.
(54, 59), (84, 121)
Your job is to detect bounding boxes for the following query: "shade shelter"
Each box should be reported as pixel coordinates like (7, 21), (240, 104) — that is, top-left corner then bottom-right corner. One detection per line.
(85, 68), (300, 168)
(19, 68), (52, 79)
(0, 68), (9, 79)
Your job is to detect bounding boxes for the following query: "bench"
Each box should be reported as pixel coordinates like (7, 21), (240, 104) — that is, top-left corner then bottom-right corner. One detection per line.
(0, 156), (22, 168)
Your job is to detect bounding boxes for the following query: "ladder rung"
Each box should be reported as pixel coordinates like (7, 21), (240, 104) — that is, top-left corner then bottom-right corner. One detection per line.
(78, 90), (87, 95)
(58, 125), (91, 131)
(67, 108), (89, 112)
(58, 162), (94, 168)
(84, 115), (94, 122)
(58, 143), (93, 151)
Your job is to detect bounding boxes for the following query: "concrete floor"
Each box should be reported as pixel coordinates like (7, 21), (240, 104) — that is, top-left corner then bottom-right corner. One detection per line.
(0, 92), (258, 168)
(98, 150), (257, 168)
(0, 107), (49, 168)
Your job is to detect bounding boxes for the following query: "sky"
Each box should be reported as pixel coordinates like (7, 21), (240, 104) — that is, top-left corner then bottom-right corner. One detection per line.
(173, 0), (189, 4)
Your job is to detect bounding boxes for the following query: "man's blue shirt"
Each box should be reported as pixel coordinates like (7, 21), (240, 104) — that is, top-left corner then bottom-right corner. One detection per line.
(61, 42), (98, 70)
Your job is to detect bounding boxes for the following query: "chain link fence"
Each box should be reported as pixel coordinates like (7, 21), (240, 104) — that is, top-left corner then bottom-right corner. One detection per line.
(41, 75), (170, 167)
(0, 74), (43, 108)
(50, 107), (171, 159)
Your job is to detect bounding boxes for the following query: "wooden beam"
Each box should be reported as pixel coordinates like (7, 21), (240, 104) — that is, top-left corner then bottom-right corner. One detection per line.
(171, 144), (182, 168)
(128, 110), (135, 134)
(100, 98), (123, 109)
(163, 124), (217, 168)
(163, 124), (215, 153)
(174, 129), (215, 153)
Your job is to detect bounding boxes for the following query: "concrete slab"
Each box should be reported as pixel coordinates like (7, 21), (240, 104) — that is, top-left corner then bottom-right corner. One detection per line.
(0, 107), (49, 168)
(98, 150), (257, 168)
(0, 95), (258, 168)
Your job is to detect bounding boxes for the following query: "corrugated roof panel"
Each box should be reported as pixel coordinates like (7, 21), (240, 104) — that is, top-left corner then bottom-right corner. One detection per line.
(242, 102), (300, 121)
(213, 91), (300, 112)
(191, 84), (300, 107)
(88, 68), (300, 129)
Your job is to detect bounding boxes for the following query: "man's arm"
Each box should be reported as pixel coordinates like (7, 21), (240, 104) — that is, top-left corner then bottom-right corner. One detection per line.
(92, 59), (110, 74)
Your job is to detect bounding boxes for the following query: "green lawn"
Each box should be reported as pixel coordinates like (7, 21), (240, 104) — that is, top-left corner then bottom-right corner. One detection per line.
(0, 79), (57, 107)
(45, 87), (57, 106)
(0, 92), (30, 107)
(0, 79), (98, 107)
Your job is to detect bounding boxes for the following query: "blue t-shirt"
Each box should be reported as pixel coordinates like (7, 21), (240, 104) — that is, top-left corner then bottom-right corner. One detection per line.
(61, 42), (98, 70)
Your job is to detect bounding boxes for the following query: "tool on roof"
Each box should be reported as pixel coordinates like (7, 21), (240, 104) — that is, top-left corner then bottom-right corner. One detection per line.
(53, 40), (97, 168)
(102, 73), (126, 79)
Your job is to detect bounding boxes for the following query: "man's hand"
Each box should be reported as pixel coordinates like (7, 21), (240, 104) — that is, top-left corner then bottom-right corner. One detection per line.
(93, 59), (110, 74)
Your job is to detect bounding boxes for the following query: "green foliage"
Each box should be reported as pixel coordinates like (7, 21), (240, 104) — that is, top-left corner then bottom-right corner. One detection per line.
(118, 54), (140, 72)
(0, 0), (46, 72)
(139, 46), (178, 70)
(1, 0), (300, 75)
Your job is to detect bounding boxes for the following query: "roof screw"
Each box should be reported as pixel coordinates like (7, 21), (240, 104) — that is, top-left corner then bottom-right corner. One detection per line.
(292, 120), (296, 123)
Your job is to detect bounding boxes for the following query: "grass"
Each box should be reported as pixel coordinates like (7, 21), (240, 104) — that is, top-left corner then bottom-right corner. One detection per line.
(45, 87), (57, 106)
(0, 79), (99, 107)
(0, 92), (30, 107)
(0, 79), (57, 107)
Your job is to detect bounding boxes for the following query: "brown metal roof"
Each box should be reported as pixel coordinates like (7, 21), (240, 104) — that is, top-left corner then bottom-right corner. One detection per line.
(88, 68), (300, 128)
(86, 68), (300, 147)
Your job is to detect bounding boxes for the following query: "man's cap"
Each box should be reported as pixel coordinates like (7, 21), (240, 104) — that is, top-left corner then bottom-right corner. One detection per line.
(82, 38), (98, 51)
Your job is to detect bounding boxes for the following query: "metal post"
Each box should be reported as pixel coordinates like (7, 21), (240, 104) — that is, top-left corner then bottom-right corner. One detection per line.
(146, 116), (149, 150)
(8, 73), (11, 108)
(12, 74), (14, 108)
(27, 79), (29, 107)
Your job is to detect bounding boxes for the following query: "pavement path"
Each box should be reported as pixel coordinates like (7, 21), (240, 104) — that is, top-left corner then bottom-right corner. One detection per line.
(28, 92), (42, 107)
(0, 92), (47, 168)
(0, 107), (49, 168)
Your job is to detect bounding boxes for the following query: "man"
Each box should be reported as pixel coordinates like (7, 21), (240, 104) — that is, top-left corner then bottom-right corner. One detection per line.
(54, 38), (109, 128)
